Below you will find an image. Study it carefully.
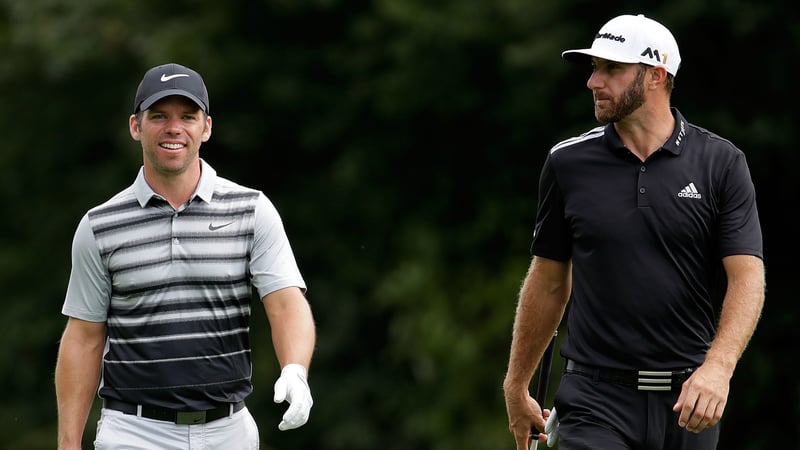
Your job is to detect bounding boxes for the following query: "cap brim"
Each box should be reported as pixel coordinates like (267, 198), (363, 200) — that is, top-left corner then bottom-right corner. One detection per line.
(561, 48), (641, 64)
(138, 89), (207, 113)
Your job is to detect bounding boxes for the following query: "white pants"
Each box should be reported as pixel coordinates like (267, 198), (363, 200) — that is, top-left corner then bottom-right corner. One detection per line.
(94, 406), (259, 450)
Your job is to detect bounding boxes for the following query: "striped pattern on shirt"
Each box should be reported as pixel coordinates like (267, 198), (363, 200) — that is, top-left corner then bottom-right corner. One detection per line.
(64, 161), (306, 409)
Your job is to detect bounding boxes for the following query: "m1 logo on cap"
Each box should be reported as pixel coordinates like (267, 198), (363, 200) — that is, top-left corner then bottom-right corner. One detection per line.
(640, 48), (670, 65)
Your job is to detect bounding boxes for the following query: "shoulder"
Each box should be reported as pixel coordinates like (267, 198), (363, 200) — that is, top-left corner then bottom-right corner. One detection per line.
(672, 109), (744, 159)
(213, 175), (260, 195)
(209, 175), (265, 206)
(549, 125), (606, 156)
(198, 159), (263, 204)
(685, 122), (743, 155)
(206, 176), (283, 224)
(677, 121), (753, 178)
(86, 185), (138, 221)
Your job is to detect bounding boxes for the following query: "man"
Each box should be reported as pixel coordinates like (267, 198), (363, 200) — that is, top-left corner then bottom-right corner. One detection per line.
(503, 14), (765, 450)
(55, 63), (316, 449)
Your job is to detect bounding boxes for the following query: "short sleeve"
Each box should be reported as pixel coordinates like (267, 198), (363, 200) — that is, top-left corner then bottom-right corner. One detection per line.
(62, 213), (112, 322)
(249, 193), (307, 299)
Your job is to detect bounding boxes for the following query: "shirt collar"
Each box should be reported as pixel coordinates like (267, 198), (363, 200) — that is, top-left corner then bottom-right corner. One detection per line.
(660, 107), (687, 156)
(193, 159), (217, 203)
(133, 159), (217, 207)
(604, 107), (687, 156)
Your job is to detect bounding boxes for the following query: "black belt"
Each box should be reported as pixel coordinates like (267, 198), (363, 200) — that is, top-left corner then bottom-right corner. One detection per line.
(103, 399), (246, 425)
(565, 360), (694, 391)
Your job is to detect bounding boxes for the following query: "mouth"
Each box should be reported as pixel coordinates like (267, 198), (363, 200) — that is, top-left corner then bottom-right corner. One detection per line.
(160, 143), (186, 150)
(594, 97), (610, 107)
(592, 91), (610, 105)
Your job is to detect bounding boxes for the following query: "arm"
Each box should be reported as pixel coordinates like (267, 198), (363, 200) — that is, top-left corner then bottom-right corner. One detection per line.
(55, 318), (106, 450)
(673, 254), (765, 432)
(263, 286), (316, 430)
(503, 256), (571, 450)
(262, 286), (316, 368)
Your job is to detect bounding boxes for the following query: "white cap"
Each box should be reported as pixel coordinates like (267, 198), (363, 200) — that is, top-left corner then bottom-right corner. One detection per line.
(562, 14), (681, 76)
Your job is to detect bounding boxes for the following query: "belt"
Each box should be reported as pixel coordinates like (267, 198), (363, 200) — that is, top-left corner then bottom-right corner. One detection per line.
(565, 360), (694, 391)
(103, 399), (246, 425)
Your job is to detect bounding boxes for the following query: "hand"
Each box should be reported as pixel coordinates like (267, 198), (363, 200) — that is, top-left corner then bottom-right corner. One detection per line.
(672, 363), (730, 433)
(504, 390), (549, 450)
(273, 364), (313, 430)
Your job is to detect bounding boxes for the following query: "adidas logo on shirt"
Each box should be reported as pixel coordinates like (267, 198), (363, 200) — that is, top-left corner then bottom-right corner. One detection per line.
(678, 182), (702, 199)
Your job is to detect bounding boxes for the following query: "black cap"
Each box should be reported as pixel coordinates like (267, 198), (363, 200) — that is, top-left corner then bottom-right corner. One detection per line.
(133, 63), (209, 113)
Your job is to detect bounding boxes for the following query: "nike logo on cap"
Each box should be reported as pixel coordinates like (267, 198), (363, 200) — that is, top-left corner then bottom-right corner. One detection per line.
(161, 73), (190, 82)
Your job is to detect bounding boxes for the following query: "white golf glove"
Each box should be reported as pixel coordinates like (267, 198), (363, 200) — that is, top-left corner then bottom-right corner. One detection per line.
(545, 407), (559, 447)
(273, 363), (313, 430)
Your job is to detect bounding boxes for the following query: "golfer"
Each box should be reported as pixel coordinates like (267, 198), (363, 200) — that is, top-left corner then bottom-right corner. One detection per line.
(55, 63), (316, 449)
(503, 14), (765, 450)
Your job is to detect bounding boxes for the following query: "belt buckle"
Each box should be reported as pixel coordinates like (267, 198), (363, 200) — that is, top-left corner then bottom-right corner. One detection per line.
(176, 410), (207, 425)
(636, 370), (673, 391)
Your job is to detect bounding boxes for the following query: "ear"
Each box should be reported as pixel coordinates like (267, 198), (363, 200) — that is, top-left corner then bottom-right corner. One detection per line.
(650, 66), (668, 88)
(129, 114), (141, 141)
(201, 115), (212, 142)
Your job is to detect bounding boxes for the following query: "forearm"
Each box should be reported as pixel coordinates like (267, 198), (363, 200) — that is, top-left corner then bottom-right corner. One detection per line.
(704, 255), (765, 374)
(263, 287), (316, 368)
(271, 311), (316, 368)
(504, 257), (570, 394)
(55, 326), (104, 449)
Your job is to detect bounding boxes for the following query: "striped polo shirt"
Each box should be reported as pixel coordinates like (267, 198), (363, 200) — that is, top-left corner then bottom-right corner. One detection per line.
(62, 159), (306, 409)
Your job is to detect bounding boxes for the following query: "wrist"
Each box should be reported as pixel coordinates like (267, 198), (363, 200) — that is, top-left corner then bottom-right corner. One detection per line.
(281, 363), (308, 380)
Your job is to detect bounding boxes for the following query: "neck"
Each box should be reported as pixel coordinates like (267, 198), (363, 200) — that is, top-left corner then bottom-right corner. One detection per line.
(144, 160), (202, 209)
(614, 105), (675, 161)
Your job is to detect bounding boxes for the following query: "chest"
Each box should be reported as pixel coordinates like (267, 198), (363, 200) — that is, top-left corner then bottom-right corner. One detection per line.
(97, 202), (256, 292)
(558, 153), (719, 245)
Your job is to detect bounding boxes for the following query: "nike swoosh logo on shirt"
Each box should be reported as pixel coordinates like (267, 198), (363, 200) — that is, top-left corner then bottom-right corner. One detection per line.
(208, 222), (234, 231)
(161, 73), (190, 82)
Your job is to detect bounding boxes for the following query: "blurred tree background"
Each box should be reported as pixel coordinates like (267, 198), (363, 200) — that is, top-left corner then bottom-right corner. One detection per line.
(1, 0), (796, 449)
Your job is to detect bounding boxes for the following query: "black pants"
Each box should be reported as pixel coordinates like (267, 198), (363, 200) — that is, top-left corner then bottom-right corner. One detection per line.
(554, 371), (720, 449)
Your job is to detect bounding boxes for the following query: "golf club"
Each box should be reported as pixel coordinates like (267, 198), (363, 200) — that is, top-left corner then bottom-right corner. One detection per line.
(530, 330), (558, 450)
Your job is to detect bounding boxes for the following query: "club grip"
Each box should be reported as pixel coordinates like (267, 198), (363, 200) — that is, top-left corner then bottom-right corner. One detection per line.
(530, 331), (558, 442)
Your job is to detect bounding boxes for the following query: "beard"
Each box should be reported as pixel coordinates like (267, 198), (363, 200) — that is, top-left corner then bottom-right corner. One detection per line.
(594, 65), (647, 124)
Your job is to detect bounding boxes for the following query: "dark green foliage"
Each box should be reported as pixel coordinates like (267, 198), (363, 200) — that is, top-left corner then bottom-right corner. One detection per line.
(0, 0), (794, 448)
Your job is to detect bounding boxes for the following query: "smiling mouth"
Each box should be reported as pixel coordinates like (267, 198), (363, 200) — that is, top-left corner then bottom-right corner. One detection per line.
(160, 143), (185, 150)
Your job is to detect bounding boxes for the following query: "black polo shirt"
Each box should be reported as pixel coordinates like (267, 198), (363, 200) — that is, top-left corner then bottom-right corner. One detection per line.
(531, 108), (763, 370)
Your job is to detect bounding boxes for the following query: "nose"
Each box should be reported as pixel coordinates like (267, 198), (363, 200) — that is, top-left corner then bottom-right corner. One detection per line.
(586, 70), (602, 90)
(164, 116), (183, 134)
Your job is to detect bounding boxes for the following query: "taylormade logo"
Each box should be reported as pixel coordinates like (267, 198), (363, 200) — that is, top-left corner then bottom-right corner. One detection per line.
(596, 32), (625, 43)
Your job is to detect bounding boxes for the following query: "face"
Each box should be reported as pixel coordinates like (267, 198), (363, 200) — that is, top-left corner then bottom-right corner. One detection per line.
(129, 95), (212, 179)
(587, 59), (647, 124)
